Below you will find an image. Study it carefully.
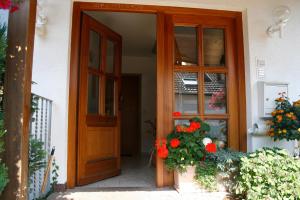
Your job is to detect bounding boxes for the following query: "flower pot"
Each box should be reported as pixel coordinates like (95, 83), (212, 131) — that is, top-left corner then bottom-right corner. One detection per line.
(174, 166), (228, 198)
(174, 166), (201, 193)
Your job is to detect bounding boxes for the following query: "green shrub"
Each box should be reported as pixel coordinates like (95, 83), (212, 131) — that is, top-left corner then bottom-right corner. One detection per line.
(0, 24), (7, 112)
(0, 120), (8, 194)
(0, 163), (8, 194)
(208, 149), (245, 193)
(234, 148), (300, 200)
(195, 161), (218, 192)
(29, 136), (47, 176)
(194, 149), (245, 192)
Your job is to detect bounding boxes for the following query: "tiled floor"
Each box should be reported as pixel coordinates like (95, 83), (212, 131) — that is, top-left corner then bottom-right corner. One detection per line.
(82, 155), (156, 188)
(48, 188), (229, 200)
(48, 156), (229, 200)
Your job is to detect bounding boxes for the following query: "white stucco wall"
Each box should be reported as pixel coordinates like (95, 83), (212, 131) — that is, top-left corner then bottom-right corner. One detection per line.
(0, 10), (8, 25)
(31, 0), (300, 184)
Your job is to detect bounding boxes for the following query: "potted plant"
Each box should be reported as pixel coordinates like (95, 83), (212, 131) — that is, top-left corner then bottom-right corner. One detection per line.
(156, 117), (217, 192)
(267, 93), (300, 141)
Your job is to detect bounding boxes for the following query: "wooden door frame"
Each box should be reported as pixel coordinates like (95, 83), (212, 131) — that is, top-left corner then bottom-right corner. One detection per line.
(67, 2), (246, 188)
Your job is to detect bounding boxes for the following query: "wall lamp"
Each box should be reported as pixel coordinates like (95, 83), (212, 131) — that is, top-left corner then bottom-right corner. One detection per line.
(36, 0), (48, 36)
(267, 6), (291, 38)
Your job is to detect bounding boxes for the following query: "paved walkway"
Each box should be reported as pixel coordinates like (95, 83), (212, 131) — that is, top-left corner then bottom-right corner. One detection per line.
(49, 157), (231, 199)
(48, 188), (230, 200)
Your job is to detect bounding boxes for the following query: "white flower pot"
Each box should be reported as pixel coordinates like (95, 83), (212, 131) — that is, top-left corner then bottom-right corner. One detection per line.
(174, 166), (228, 198)
(174, 166), (202, 193)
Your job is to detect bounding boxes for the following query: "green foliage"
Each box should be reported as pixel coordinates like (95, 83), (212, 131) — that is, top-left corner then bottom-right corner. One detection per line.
(31, 94), (39, 116)
(195, 161), (218, 192)
(208, 149), (246, 193)
(0, 24), (6, 83)
(294, 100), (300, 122)
(51, 158), (59, 188)
(0, 120), (8, 194)
(268, 95), (300, 141)
(164, 118), (211, 172)
(29, 137), (47, 177)
(0, 163), (8, 195)
(194, 149), (245, 192)
(234, 148), (300, 200)
(0, 24), (7, 112)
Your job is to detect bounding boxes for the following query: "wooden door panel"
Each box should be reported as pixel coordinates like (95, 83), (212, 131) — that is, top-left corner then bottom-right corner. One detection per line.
(86, 127), (116, 160)
(85, 158), (118, 177)
(77, 14), (122, 185)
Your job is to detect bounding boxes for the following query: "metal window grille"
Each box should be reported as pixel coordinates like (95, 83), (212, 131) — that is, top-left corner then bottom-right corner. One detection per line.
(29, 94), (53, 200)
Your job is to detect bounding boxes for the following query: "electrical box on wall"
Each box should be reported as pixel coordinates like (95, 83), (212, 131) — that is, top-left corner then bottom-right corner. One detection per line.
(258, 82), (289, 118)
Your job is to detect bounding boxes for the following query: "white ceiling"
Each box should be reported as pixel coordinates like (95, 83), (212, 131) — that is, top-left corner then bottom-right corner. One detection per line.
(86, 11), (156, 57)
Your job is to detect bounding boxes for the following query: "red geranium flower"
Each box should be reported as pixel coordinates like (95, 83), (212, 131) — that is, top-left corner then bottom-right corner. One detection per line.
(205, 143), (217, 153)
(0, 0), (11, 9)
(157, 146), (168, 159)
(155, 138), (167, 148)
(190, 121), (201, 129)
(176, 125), (184, 132)
(170, 138), (180, 148)
(156, 138), (168, 159)
(9, 4), (18, 13)
(173, 112), (182, 117)
(186, 126), (194, 133)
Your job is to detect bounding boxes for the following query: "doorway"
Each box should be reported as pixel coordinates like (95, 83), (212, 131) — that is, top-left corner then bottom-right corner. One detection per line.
(121, 75), (141, 157)
(68, 2), (246, 189)
(77, 11), (157, 188)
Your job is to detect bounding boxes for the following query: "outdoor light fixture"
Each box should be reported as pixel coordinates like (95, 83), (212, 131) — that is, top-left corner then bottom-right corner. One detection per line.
(267, 5), (291, 38)
(36, 0), (48, 36)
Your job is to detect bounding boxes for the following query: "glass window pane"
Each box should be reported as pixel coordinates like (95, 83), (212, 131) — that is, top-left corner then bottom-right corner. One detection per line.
(205, 73), (227, 114)
(174, 72), (198, 114)
(203, 29), (225, 67)
(105, 78), (115, 116)
(106, 40), (114, 74)
(174, 120), (190, 126)
(174, 26), (198, 66)
(87, 74), (99, 114)
(89, 31), (101, 69)
(205, 120), (227, 148)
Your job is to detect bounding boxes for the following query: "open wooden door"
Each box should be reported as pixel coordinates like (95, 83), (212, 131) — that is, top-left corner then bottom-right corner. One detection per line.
(77, 14), (122, 185)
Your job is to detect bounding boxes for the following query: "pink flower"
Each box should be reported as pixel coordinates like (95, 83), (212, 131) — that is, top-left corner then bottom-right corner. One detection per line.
(208, 88), (226, 110)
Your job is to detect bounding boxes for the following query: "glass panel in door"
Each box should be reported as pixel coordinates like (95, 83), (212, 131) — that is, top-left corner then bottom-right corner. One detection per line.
(87, 74), (99, 114)
(203, 28), (225, 67)
(89, 31), (101, 69)
(174, 72), (199, 114)
(204, 73), (227, 114)
(106, 40), (114, 74)
(174, 26), (198, 66)
(105, 78), (115, 117)
(205, 120), (227, 148)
